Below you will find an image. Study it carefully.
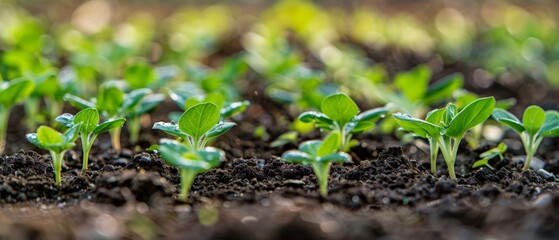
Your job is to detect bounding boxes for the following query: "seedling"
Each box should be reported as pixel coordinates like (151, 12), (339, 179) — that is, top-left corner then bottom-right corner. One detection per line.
(393, 97), (495, 180)
(26, 124), (81, 186)
(282, 132), (351, 197)
(0, 78), (35, 154)
(492, 106), (559, 170)
(298, 93), (388, 151)
(472, 143), (507, 170)
(157, 139), (225, 200)
(55, 108), (126, 173)
(153, 102), (236, 150)
(64, 83), (164, 148)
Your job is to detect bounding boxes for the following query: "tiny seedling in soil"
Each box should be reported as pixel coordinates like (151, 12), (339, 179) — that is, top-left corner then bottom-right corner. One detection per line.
(393, 97), (495, 180)
(0, 78), (35, 154)
(282, 132), (351, 197)
(157, 139), (225, 200)
(492, 106), (559, 170)
(299, 92), (388, 151)
(153, 102), (236, 150)
(472, 143), (507, 170)
(26, 124), (81, 186)
(55, 108), (126, 173)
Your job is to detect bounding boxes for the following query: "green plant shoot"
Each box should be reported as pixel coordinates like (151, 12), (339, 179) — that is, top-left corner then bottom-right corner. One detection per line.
(281, 132), (351, 197)
(55, 108), (126, 173)
(492, 106), (559, 170)
(393, 97), (495, 180)
(153, 102), (236, 150)
(26, 124), (81, 186)
(0, 78), (36, 154)
(157, 139), (224, 200)
(299, 93), (388, 151)
(472, 143), (507, 170)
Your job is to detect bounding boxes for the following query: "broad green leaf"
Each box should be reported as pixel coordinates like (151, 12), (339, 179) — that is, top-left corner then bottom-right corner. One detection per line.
(93, 118), (126, 135)
(179, 103), (220, 139)
(0, 79), (35, 107)
(472, 158), (490, 169)
(540, 111), (559, 137)
(37, 126), (64, 145)
(129, 94), (165, 117)
(197, 147), (225, 168)
(26, 133), (40, 147)
(424, 73), (463, 105)
(124, 62), (156, 89)
(153, 122), (189, 139)
(395, 65), (431, 102)
(206, 122), (236, 138)
(298, 111), (333, 125)
(318, 152), (351, 163)
(63, 94), (96, 109)
(97, 85), (124, 116)
(122, 88), (151, 110)
(220, 101), (250, 118)
(446, 97), (495, 138)
(492, 108), (525, 133)
(425, 108), (446, 125)
(321, 93), (359, 126)
(354, 108), (388, 122)
(63, 124), (82, 143)
(522, 105), (545, 136)
(445, 103), (457, 124)
(55, 113), (75, 128)
(299, 140), (322, 157)
(158, 139), (209, 171)
(393, 113), (442, 138)
(317, 132), (340, 157)
(348, 107), (387, 133)
(281, 150), (313, 163)
(74, 108), (99, 134)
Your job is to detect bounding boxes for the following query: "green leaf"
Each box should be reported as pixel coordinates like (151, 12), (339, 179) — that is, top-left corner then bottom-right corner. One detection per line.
(522, 105), (545, 136)
(393, 113), (442, 138)
(124, 62), (156, 89)
(197, 147), (225, 168)
(425, 108), (446, 125)
(281, 150), (313, 163)
(492, 108), (525, 133)
(0, 79), (35, 108)
(97, 85), (124, 116)
(318, 152), (351, 163)
(299, 140), (322, 157)
(153, 122), (189, 139)
(540, 111), (559, 137)
(93, 118), (126, 135)
(220, 101), (250, 118)
(158, 139), (210, 171)
(63, 94), (96, 109)
(395, 65), (431, 102)
(495, 98), (516, 110)
(321, 93), (359, 126)
(424, 73), (463, 105)
(354, 107), (388, 122)
(74, 108), (99, 134)
(318, 132), (340, 157)
(298, 111), (333, 125)
(63, 123), (82, 143)
(38, 125), (64, 145)
(26, 133), (40, 147)
(206, 122), (236, 138)
(179, 103), (220, 139)
(472, 158), (490, 169)
(446, 97), (495, 138)
(55, 113), (75, 128)
(122, 88), (151, 110)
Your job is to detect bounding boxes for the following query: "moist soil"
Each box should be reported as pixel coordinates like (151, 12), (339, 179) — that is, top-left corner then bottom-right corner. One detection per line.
(3, 64), (559, 239)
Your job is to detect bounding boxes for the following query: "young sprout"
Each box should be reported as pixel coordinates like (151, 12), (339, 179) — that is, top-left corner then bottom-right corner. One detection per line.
(492, 106), (559, 170)
(0, 78), (35, 154)
(153, 102), (236, 150)
(298, 93), (388, 151)
(55, 108), (126, 173)
(393, 97), (495, 180)
(472, 143), (507, 171)
(26, 124), (81, 186)
(281, 132), (351, 197)
(64, 83), (164, 149)
(157, 139), (225, 200)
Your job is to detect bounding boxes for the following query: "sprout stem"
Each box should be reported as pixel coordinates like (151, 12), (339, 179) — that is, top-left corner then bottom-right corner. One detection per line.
(50, 150), (65, 186)
(428, 138), (438, 176)
(0, 107), (9, 155)
(128, 116), (141, 145)
(179, 169), (197, 201)
(313, 162), (332, 197)
(110, 127), (122, 150)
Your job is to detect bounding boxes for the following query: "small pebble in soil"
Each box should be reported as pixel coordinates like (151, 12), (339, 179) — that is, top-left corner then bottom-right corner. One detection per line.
(536, 169), (556, 182)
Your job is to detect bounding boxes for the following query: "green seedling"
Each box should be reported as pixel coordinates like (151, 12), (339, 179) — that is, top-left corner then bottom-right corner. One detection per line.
(26, 124), (81, 186)
(472, 143), (507, 170)
(393, 97), (496, 180)
(157, 139), (225, 200)
(55, 108), (126, 173)
(282, 132), (351, 197)
(492, 106), (559, 170)
(0, 78), (36, 154)
(298, 93), (388, 151)
(153, 102), (236, 150)
(169, 88), (250, 121)
(64, 83), (164, 149)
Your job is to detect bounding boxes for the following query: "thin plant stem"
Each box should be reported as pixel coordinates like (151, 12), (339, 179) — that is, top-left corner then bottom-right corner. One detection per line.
(313, 162), (332, 197)
(50, 150), (65, 186)
(0, 107), (9, 155)
(110, 127), (122, 150)
(179, 169), (198, 201)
